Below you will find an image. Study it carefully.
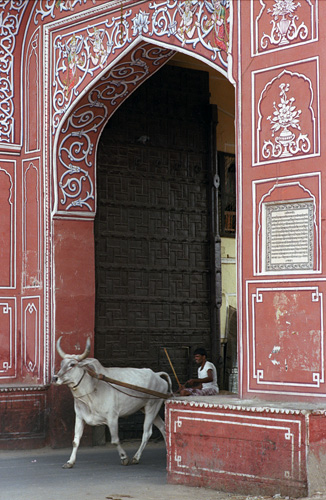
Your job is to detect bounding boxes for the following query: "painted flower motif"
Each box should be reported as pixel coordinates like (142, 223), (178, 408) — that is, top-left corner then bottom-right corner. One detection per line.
(268, 0), (300, 19)
(132, 10), (150, 36)
(267, 83), (301, 136)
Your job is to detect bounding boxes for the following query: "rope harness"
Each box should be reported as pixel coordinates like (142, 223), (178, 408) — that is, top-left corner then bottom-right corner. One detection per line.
(85, 368), (173, 400)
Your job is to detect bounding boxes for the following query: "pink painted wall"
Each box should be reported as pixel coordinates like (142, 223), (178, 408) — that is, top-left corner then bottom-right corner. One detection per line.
(0, 0), (325, 451)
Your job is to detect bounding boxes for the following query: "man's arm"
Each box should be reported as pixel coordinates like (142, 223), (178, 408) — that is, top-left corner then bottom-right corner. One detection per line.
(186, 369), (214, 387)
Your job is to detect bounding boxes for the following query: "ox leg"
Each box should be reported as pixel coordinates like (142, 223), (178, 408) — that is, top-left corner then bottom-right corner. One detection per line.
(63, 416), (85, 469)
(153, 414), (166, 442)
(131, 410), (156, 465)
(107, 417), (129, 466)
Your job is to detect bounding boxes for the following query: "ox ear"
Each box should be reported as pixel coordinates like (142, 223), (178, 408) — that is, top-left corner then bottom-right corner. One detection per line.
(78, 358), (102, 373)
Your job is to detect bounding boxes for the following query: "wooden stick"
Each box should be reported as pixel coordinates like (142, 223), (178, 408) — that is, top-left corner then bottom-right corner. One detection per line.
(164, 348), (182, 390)
(86, 368), (170, 399)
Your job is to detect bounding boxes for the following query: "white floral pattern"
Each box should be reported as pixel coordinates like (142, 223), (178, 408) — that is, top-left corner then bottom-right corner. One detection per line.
(262, 83), (310, 159)
(261, 0), (308, 49)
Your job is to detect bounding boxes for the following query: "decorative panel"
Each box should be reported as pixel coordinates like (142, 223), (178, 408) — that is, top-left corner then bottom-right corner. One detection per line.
(253, 173), (321, 275)
(0, 298), (16, 380)
(0, 0), (28, 145)
(167, 404), (305, 485)
(95, 64), (212, 388)
(25, 28), (41, 153)
(0, 393), (46, 440)
(49, 0), (231, 133)
(252, 57), (320, 166)
(251, 0), (318, 56)
(21, 297), (41, 380)
(0, 161), (15, 288)
(54, 42), (174, 216)
(264, 201), (314, 272)
(246, 282), (325, 396)
(22, 159), (41, 288)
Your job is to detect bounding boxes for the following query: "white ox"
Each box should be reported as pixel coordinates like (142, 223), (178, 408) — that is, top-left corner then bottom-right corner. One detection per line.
(53, 337), (172, 468)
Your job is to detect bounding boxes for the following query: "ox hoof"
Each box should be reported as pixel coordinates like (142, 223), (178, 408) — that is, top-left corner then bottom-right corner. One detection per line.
(120, 457), (129, 466)
(62, 462), (74, 469)
(131, 457), (139, 465)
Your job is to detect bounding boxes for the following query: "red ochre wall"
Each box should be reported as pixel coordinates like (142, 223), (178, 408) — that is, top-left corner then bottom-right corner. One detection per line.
(238, 0), (325, 402)
(166, 398), (326, 497)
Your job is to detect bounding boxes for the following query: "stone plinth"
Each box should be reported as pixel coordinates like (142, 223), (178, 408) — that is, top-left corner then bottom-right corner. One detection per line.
(166, 396), (326, 497)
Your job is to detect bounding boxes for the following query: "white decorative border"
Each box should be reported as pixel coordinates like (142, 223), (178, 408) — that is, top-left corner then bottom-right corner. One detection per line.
(251, 57), (320, 167)
(0, 0), (28, 144)
(0, 298), (16, 380)
(167, 407), (302, 482)
(236, 0), (243, 397)
(22, 159), (42, 289)
(253, 173), (322, 276)
(0, 160), (16, 289)
(251, 0), (319, 57)
(167, 398), (326, 413)
(24, 27), (41, 154)
(264, 200), (314, 272)
(21, 297), (41, 380)
(245, 280), (326, 396)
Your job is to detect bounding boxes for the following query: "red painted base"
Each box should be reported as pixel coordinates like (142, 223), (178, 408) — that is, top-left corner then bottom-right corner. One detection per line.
(166, 396), (326, 497)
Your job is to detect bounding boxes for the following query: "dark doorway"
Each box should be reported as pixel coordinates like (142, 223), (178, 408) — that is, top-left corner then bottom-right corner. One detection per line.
(94, 64), (220, 437)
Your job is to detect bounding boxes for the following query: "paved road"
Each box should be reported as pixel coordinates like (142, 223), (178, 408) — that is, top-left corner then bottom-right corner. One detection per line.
(0, 441), (240, 500)
(0, 441), (324, 500)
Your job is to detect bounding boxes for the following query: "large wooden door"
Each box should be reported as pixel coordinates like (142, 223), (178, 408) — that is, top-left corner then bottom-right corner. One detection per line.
(95, 65), (218, 411)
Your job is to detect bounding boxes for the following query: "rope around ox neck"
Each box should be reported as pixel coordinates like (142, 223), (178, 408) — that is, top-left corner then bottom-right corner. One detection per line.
(86, 368), (172, 400)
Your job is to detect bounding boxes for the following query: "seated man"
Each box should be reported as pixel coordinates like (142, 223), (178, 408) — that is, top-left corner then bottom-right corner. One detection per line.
(180, 347), (219, 396)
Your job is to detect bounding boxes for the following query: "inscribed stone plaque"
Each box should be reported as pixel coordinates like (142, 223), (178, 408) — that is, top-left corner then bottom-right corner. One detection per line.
(265, 201), (314, 271)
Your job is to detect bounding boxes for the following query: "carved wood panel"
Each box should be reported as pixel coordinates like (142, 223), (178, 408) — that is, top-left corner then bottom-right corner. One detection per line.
(95, 65), (213, 393)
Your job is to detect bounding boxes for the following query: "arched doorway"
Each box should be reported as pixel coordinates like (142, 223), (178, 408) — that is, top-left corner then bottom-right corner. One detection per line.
(93, 54), (235, 438)
(48, 0), (238, 448)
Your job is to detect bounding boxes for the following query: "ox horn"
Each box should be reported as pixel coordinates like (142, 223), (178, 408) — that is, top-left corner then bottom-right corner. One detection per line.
(56, 336), (91, 360)
(76, 337), (91, 361)
(56, 336), (68, 359)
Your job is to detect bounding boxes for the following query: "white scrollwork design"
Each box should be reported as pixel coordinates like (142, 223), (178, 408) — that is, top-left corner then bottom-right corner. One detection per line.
(34, 0), (94, 24)
(52, 1), (230, 131)
(150, 0), (230, 63)
(132, 10), (150, 36)
(52, 11), (136, 130)
(0, 0), (27, 143)
(261, 0), (308, 49)
(57, 44), (173, 212)
(262, 83), (310, 159)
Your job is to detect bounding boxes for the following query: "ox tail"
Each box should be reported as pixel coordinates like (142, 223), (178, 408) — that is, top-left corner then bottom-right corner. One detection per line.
(158, 372), (173, 396)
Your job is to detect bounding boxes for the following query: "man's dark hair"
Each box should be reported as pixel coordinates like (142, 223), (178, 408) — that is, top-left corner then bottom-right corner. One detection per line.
(194, 347), (207, 357)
